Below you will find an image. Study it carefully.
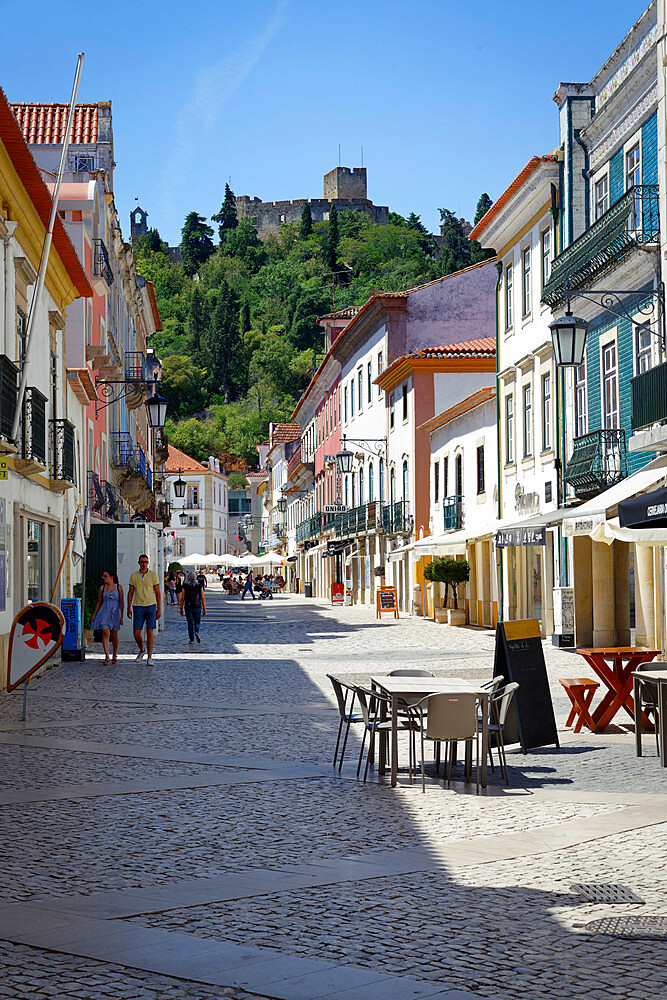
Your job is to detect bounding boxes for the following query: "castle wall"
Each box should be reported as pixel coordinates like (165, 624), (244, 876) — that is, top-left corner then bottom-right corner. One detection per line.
(235, 195), (389, 237)
(323, 166), (367, 200)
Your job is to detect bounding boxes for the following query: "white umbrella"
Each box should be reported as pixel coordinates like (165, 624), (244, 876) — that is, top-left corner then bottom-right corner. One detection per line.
(204, 553), (229, 566)
(256, 553), (287, 567)
(179, 552), (207, 566)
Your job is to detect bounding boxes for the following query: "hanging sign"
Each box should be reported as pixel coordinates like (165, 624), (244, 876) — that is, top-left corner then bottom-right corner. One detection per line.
(7, 602), (65, 691)
(324, 504), (347, 514)
(496, 526), (546, 548)
(331, 583), (344, 605)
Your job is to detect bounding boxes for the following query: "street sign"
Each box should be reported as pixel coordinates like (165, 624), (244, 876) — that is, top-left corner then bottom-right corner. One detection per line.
(7, 602), (65, 691)
(493, 619), (559, 751)
(324, 504), (347, 513)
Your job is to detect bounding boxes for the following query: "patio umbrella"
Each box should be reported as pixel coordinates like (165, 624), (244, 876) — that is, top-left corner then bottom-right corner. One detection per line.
(179, 552), (207, 566)
(204, 553), (229, 566)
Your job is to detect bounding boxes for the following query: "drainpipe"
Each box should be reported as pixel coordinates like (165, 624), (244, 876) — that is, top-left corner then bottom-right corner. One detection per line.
(10, 53), (84, 445)
(495, 259), (503, 622)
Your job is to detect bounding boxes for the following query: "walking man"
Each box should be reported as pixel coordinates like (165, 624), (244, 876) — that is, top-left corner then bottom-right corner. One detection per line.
(127, 554), (161, 665)
(241, 570), (256, 600)
(179, 570), (206, 643)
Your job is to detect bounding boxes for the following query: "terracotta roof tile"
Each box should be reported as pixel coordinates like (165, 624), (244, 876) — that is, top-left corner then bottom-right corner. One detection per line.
(165, 444), (208, 473)
(411, 337), (496, 360)
(469, 154), (559, 240)
(317, 306), (360, 322)
(418, 386), (497, 433)
(11, 102), (100, 145)
(270, 423), (301, 445)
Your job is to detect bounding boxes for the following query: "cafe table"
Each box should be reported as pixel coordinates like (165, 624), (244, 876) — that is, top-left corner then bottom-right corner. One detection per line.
(576, 647), (659, 731)
(370, 675), (489, 788)
(633, 670), (667, 766)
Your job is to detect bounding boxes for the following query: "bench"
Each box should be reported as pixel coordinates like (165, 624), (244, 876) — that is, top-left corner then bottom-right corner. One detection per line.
(559, 677), (600, 734)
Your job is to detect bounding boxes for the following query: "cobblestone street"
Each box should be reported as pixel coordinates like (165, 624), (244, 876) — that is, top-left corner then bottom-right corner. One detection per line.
(0, 588), (665, 999)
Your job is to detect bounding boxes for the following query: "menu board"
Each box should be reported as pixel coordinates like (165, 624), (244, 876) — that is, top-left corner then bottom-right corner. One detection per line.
(493, 619), (559, 752)
(376, 586), (398, 619)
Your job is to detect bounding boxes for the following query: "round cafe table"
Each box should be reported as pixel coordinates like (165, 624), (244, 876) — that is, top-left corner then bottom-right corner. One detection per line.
(576, 647), (659, 731)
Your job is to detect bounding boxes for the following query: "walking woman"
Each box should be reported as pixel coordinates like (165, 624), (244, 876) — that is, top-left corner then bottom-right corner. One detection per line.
(179, 570), (206, 643)
(90, 570), (124, 665)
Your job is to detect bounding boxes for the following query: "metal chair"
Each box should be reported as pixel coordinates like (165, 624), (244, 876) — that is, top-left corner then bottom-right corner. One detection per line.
(354, 686), (417, 782)
(487, 681), (520, 784)
(636, 661), (667, 754)
(327, 674), (362, 771)
(409, 692), (480, 793)
(388, 668), (436, 677)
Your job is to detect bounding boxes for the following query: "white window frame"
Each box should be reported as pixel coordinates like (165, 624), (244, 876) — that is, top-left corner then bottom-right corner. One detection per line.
(505, 394), (514, 464)
(522, 384), (532, 458)
(601, 339), (619, 430)
(541, 372), (552, 452)
(522, 246), (531, 317)
(505, 263), (513, 330)
(541, 228), (551, 290)
(594, 173), (609, 220)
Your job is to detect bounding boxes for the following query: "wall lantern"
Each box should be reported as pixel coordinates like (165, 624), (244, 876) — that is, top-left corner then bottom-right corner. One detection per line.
(335, 448), (354, 474)
(178, 510), (188, 525)
(145, 390), (169, 429)
(549, 312), (588, 367)
(173, 470), (187, 499)
(277, 496), (287, 513)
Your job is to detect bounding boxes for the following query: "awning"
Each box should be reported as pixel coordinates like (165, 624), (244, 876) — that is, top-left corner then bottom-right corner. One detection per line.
(618, 485), (667, 529)
(592, 516), (667, 546)
(561, 454), (667, 533)
(388, 542), (412, 563)
(413, 531), (468, 557)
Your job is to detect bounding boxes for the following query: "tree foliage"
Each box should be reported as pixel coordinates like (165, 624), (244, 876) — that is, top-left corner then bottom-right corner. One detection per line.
(474, 193), (493, 225)
(180, 212), (214, 276)
(211, 183), (238, 243)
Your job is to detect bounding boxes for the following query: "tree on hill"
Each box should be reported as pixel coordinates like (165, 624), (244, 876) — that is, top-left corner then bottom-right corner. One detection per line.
(240, 298), (251, 336)
(136, 227), (166, 253)
(160, 354), (206, 418)
(474, 192), (493, 225)
(300, 201), (313, 239)
(180, 212), (214, 276)
(201, 284), (242, 403)
(438, 208), (471, 276)
(222, 217), (266, 272)
(211, 183), (238, 243)
(187, 284), (208, 361)
(326, 203), (339, 271)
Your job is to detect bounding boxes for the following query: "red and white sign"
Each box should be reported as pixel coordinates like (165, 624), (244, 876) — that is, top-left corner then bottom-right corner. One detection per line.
(7, 603), (64, 691)
(331, 583), (344, 605)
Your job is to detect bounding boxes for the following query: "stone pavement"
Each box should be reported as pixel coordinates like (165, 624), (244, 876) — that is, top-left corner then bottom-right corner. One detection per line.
(0, 588), (665, 999)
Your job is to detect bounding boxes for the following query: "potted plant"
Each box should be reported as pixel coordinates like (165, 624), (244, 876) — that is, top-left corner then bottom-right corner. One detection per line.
(442, 558), (470, 625)
(424, 558), (450, 622)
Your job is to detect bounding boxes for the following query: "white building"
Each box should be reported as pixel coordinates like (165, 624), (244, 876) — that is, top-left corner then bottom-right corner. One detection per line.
(165, 446), (228, 559)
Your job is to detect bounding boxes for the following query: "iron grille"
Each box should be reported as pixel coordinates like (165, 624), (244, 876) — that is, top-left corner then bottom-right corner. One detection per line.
(22, 387), (47, 465)
(0, 354), (18, 440)
(583, 916), (665, 938)
(110, 432), (137, 469)
(542, 185), (659, 307)
(381, 500), (411, 534)
(88, 471), (105, 514)
(50, 419), (76, 483)
(124, 351), (145, 381)
(443, 495), (464, 531)
(93, 238), (113, 287)
(102, 480), (119, 519)
(564, 429), (627, 499)
(631, 359), (667, 430)
(572, 883), (644, 905)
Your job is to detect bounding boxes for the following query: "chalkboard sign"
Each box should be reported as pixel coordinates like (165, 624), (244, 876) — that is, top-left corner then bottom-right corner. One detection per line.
(493, 619), (559, 752)
(376, 586), (399, 619)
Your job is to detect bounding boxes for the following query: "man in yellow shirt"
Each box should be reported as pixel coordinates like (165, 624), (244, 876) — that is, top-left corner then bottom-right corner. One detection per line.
(127, 554), (161, 665)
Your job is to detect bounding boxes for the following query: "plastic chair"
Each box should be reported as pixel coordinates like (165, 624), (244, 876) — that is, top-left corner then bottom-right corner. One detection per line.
(636, 661), (667, 754)
(327, 674), (362, 771)
(480, 675), (505, 693)
(409, 692), (480, 793)
(487, 682), (520, 784)
(388, 668), (436, 677)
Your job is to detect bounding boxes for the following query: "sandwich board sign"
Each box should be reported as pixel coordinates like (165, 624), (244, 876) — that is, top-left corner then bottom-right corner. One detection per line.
(493, 618), (559, 752)
(7, 602), (65, 691)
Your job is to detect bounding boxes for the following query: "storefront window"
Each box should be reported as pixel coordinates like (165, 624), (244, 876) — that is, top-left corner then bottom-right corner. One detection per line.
(27, 520), (43, 602)
(527, 548), (543, 624)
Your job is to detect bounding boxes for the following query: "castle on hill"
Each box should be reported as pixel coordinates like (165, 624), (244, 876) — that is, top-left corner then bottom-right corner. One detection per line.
(235, 166), (389, 238)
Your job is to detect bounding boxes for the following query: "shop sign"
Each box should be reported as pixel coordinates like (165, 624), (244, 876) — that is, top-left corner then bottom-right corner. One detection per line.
(515, 484), (540, 515)
(324, 504), (347, 513)
(562, 514), (603, 537)
(552, 587), (575, 646)
(303, 540), (319, 551)
(331, 583), (344, 605)
(496, 527), (546, 548)
(326, 540), (346, 557)
(0, 457), (7, 480)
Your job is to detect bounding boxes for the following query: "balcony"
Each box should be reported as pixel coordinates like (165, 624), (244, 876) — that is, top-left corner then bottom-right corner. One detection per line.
(102, 480), (120, 520)
(542, 185), (659, 308)
(442, 495), (464, 532)
(564, 428), (628, 499)
(49, 419), (76, 491)
(381, 500), (411, 535)
(15, 387), (47, 476)
(155, 500), (171, 527)
(110, 433), (153, 511)
(296, 513), (321, 542)
(0, 355), (18, 450)
(88, 471), (106, 515)
(92, 238), (113, 293)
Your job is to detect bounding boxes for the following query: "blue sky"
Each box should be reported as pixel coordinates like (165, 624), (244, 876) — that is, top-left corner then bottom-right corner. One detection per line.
(6, 0), (650, 245)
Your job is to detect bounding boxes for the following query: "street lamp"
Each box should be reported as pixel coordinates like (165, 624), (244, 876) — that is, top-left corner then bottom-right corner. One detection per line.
(335, 447), (354, 474)
(277, 496), (288, 513)
(173, 469), (186, 499)
(145, 389), (169, 429)
(549, 311), (588, 367)
(178, 510), (188, 525)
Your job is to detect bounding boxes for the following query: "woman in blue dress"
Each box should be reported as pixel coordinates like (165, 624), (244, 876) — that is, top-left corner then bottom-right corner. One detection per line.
(90, 570), (124, 664)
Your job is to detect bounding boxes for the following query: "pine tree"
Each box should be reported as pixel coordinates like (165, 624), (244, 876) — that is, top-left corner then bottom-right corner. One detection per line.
(211, 183), (238, 243)
(180, 212), (214, 276)
(201, 283), (242, 403)
(240, 298), (251, 335)
(326, 203), (339, 271)
(300, 201), (313, 239)
(187, 285), (208, 362)
(438, 208), (471, 276)
(474, 193), (493, 226)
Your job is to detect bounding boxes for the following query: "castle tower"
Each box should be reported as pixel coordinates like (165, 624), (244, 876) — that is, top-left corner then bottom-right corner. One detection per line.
(130, 206), (148, 240)
(323, 166), (367, 201)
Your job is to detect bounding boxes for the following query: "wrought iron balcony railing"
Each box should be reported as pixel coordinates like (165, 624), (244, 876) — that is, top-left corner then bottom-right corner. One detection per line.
(0, 354), (18, 441)
(88, 471), (106, 514)
(124, 352), (146, 381)
(564, 428), (628, 499)
(20, 387), (47, 466)
(50, 419), (76, 484)
(110, 432), (136, 469)
(442, 495), (464, 532)
(296, 512), (322, 542)
(631, 360), (667, 430)
(542, 185), (659, 308)
(381, 500), (411, 535)
(102, 479), (120, 519)
(93, 238), (113, 287)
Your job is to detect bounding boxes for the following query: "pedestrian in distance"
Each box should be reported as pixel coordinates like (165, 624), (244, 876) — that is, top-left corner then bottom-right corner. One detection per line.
(127, 554), (161, 665)
(241, 570), (256, 600)
(90, 569), (124, 665)
(179, 570), (206, 643)
(166, 571), (178, 605)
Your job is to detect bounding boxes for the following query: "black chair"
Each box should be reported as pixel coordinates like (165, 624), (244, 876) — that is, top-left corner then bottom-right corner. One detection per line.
(327, 674), (362, 771)
(636, 662), (667, 754)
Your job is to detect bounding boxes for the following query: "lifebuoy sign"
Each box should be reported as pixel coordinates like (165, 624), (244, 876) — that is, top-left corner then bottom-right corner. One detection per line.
(7, 603), (65, 691)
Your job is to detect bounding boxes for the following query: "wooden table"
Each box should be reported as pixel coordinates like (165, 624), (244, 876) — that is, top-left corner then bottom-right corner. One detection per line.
(633, 669), (667, 766)
(576, 647), (659, 731)
(370, 676), (489, 788)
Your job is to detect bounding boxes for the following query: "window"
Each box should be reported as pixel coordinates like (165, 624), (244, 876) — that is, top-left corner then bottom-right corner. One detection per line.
(602, 342), (618, 429)
(626, 144), (641, 228)
(636, 325), (651, 374)
(389, 393), (395, 430)
(379, 458), (385, 503)
(27, 519), (43, 602)
(522, 247), (531, 316)
(344, 386), (348, 423)
(187, 484), (199, 508)
(17, 307), (26, 361)
(541, 229), (551, 289)
(542, 373), (552, 451)
(350, 380), (354, 418)
(476, 446), (485, 495)
(367, 361), (372, 403)
(455, 454), (462, 496)
(174, 538), (185, 557)
(377, 351), (383, 396)
(390, 467), (396, 505)
(359, 467), (364, 504)
(522, 385), (532, 457)
(402, 459), (409, 501)
(357, 369), (363, 411)
(505, 263), (513, 329)
(434, 460), (440, 503)
(594, 175), (608, 219)
(505, 394), (514, 463)
(337, 387), (340, 424)
(443, 456), (449, 497)
(351, 472), (356, 508)
(187, 515), (199, 527)
(575, 361), (587, 438)
(402, 383), (408, 422)
(368, 463), (374, 501)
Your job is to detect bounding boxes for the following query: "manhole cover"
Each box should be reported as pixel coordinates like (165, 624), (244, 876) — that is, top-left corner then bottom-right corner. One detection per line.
(584, 916), (667, 938)
(571, 883), (644, 904)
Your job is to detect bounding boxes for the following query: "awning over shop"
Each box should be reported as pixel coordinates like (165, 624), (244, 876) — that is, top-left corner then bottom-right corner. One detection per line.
(618, 485), (667, 529)
(387, 543), (412, 563)
(591, 516), (667, 546)
(413, 531), (468, 557)
(560, 454), (667, 535)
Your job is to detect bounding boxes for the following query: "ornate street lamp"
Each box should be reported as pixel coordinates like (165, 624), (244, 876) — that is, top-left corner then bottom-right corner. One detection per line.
(277, 496), (288, 513)
(173, 469), (187, 499)
(145, 389), (169, 429)
(549, 311), (588, 367)
(179, 509), (188, 525)
(335, 447), (354, 474)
